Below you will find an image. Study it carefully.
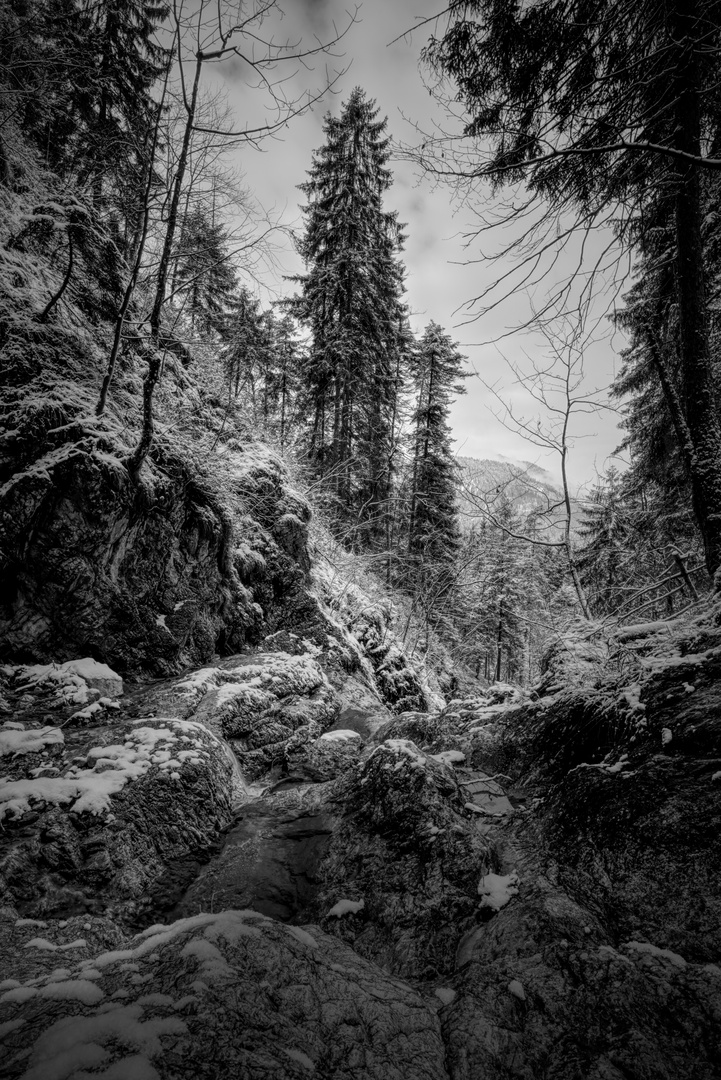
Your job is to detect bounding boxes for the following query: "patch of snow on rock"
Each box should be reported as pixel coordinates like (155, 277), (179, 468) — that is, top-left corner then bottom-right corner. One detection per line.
(327, 898), (365, 918)
(624, 940), (687, 968)
(478, 871), (519, 912)
(430, 749), (466, 766)
(0, 726), (64, 756)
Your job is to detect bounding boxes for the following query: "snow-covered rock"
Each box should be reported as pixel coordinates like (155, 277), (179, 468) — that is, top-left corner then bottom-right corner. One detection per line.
(0, 909), (448, 1080)
(0, 712), (240, 923)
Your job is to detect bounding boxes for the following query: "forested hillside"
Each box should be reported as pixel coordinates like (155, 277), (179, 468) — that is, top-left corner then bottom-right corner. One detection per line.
(1, 2), (721, 1078)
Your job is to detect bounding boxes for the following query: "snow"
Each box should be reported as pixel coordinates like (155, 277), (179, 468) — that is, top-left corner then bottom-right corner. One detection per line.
(281, 1048), (315, 1071)
(375, 739), (427, 766)
(18, 1005), (186, 1080)
(326, 898), (365, 918)
(430, 749), (466, 765)
(319, 729), (362, 742)
(624, 940), (687, 968)
(598, 944), (633, 964)
(0, 726), (64, 756)
(285, 926), (319, 949)
(661, 727), (673, 746)
(712, 771), (721, 782)
(478, 871), (519, 911)
(24, 938), (59, 950)
(36, 979), (105, 1004)
(0, 986), (38, 1003)
(63, 658), (122, 691)
(620, 684), (645, 714)
(17, 658), (122, 703)
(0, 1018), (26, 1038)
(0, 720), (210, 820)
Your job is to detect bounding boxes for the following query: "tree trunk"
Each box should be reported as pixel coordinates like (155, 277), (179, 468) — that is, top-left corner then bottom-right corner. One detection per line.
(495, 597), (504, 682)
(38, 233), (74, 322)
(127, 50), (202, 475)
(98, 68), (170, 417)
(672, 0), (721, 581)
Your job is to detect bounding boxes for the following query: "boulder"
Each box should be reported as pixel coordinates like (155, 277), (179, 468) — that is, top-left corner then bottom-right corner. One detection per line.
(310, 738), (494, 980)
(0, 909), (449, 1080)
(438, 833), (721, 1080)
(0, 713), (240, 924)
(133, 651), (340, 782)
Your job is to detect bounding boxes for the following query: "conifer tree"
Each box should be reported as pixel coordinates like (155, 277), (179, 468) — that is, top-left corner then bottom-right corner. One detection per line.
(291, 87), (408, 542)
(174, 207), (237, 333)
(576, 468), (629, 616)
(258, 312), (303, 445)
(407, 322), (466, 566)
(221, 287), (265, 401)
(2, 0), (169, 231)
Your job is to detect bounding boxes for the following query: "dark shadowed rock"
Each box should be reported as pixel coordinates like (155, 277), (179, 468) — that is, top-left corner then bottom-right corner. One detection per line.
(172, 783), (338, 922)
(438, 816), (721, 1080)
(0, 438), (252, 675)
(310, 738), (494, 980)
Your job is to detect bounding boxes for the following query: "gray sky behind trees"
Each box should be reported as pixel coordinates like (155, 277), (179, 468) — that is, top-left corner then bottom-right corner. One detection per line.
(206, 0), (629, 491)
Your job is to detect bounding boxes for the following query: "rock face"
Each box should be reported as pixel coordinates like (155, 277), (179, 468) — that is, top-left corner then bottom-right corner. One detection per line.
(0, 435), (252, 675)
(0, 909), (449, 1080)
(310, 739), (494, 981)
(439, 822), (721, 1080)
(0, 651), (340, 924)
(0, 708), (240, 924)
(0, 419), (339, 680)
(537, 650), (721, 964)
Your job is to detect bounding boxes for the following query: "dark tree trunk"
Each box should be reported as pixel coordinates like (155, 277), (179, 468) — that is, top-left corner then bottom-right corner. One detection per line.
(672, 0), (721, 581)
(127, 51), (202, 475)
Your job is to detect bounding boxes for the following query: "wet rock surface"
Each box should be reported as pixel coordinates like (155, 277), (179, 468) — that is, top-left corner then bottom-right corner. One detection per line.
(0, 651), (341, 925)
(172, 783), (338, 922)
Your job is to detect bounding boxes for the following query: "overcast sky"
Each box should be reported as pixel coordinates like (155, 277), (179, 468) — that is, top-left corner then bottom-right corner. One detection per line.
(201, 0), (631, 493)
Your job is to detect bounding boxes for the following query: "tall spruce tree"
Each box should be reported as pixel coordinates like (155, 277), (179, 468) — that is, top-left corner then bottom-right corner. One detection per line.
(174, 207), (237, 333)
(407, 322), (466, 566)
(291, 87), (408, 544)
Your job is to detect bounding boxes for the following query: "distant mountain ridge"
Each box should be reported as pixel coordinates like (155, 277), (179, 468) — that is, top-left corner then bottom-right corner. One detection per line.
(456, 455), (579, 535)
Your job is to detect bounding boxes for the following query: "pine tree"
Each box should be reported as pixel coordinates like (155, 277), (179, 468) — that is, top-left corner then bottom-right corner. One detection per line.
(576, 468), (630, 616)
(221, 287), (265, 401)
(291, 87), (408, 543)
(2, 0), (169, 234)
(174, 207), (237, 333)
(407, 322), (466, 566)
(258, 312), (303, 445)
